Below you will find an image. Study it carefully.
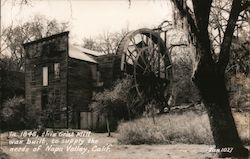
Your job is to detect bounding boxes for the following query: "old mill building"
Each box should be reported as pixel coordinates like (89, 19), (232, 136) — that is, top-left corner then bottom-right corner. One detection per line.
(23, 32), (121, 129)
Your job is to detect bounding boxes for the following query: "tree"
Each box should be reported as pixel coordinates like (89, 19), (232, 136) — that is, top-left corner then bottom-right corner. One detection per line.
(208, 0), (250, 76)
(170, 0), (249, 157)
(90, 78), (131, 136)
(82, 37), (102, 51)
(82, 29), (128, 54)
(1, 96), (26, 130)
(1, 15), (69, 71)
(209, 0), (249, 55)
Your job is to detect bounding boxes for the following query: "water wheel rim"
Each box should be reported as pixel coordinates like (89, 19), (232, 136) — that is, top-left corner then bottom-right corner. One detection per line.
(117, 28), (173, 100)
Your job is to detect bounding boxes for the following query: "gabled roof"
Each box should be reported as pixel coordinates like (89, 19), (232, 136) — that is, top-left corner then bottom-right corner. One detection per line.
(68, 45), (97, 63)
(73, 45), (106, 57)
(23, 31), (69, 47)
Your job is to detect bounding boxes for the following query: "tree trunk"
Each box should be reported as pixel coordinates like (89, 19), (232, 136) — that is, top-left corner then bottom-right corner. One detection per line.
(106, 117), (111, 137)
(170, 0), (248, 157)
(193, 59), (249, 158)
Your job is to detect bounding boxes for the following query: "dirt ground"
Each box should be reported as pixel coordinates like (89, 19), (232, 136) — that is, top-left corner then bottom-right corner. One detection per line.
(0, 131), (248, 159)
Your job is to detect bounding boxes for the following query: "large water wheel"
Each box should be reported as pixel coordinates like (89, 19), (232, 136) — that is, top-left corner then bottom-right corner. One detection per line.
(117, 28), (173, 113)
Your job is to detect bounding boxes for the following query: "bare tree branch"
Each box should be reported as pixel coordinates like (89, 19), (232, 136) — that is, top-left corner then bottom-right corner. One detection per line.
(218, 0), (243, 73)
(240, 0), (250, 12)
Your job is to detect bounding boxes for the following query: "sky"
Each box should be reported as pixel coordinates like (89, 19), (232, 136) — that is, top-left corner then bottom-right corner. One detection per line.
(1, 0), (173, 43)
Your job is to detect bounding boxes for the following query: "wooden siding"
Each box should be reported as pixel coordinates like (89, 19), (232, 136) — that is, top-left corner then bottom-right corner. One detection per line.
(67, 58), (96, 112)
(80, 112), (106, 130)
(96, 55), (121, 88)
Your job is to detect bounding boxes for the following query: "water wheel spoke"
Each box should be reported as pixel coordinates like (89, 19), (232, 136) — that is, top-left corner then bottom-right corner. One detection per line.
(148, 47), (158, 62)
(138, 52), (151, 70)
(130, 37), (140, 54)
(117, 28), (173, 106)
(127, 49), (137, 60)
(165, 65), (172, 70)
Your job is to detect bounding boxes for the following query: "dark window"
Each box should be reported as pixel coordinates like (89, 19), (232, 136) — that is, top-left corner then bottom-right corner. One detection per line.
(54, 63), (60, 79)
(33, 45), (40, 57)
(55, 89), (61, 109)
(54, 113), (61, 121)
(41, 89), (48, 110)
(31, 67), (36, 84)
(97, 71), (101, 82)
(31, 92), (36, 105)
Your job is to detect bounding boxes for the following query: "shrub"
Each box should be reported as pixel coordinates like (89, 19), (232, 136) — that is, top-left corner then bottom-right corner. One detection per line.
(1, 96), (39, 131)
(166, 29), (201, 105)
(90, 78), (132, 132)
(117, 111), (250, 145)
(227, 73), (250, 111)
(233, 112), (250, 145)
(90, 77), (132, 118)
(1, 96), (28, 130)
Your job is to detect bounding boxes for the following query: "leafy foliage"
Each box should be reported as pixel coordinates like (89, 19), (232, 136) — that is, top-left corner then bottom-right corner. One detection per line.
(1, 96), (35, 130)
(90, 78), (131, 120)
(166, 29), (200, 105)
(227, 36), (250, 76)
(227, 73), (250, 111)
(90, 76), (165, 122)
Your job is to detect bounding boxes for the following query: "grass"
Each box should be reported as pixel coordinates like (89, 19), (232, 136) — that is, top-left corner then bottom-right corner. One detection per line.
(233, 112), (250, 145)
(117, 111), (250, 145)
